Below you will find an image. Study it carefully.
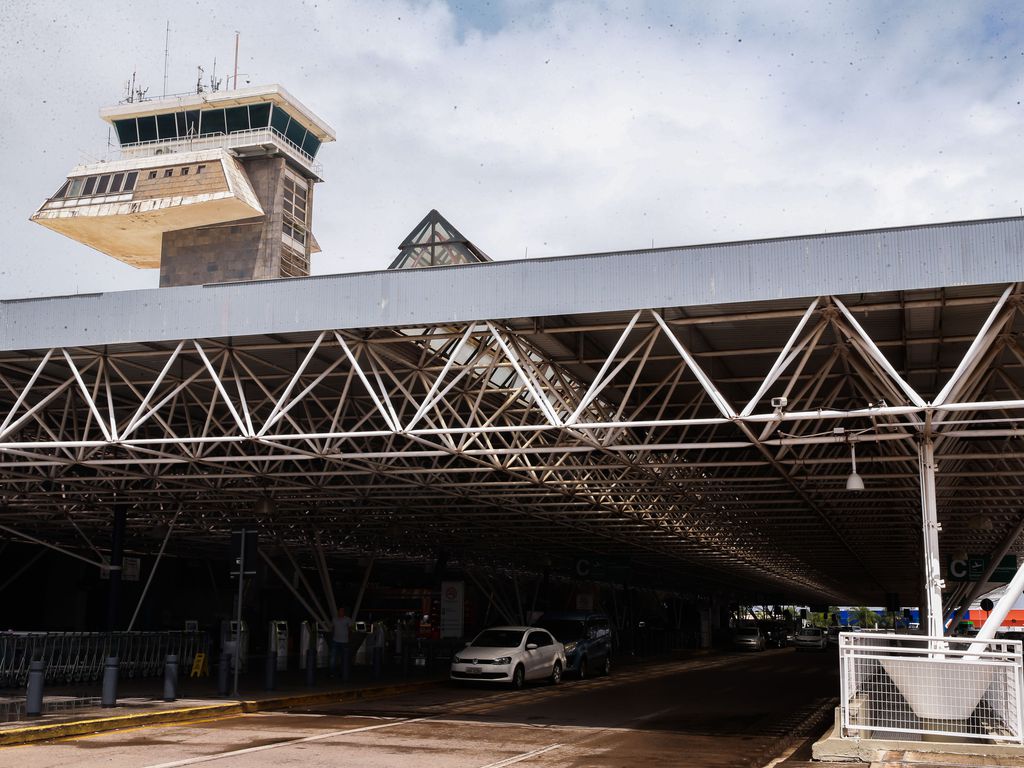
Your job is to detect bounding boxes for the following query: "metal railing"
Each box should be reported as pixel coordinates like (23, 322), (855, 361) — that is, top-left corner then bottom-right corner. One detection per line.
(0, 631), (209, 688)
(115, 127), (322, 175)
(840, 632), (1024, 744)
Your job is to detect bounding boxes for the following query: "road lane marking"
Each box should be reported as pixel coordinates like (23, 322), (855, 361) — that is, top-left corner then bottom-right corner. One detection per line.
(476, 743), (563, 767)
(760, 741), (800, 768)
(627, 705), (677, 723)
(141, 715), (431, 768)
(424, 717), (675, 734)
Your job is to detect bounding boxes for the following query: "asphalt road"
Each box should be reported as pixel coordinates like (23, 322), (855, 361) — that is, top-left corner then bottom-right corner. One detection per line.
(7, 648), (839, 768)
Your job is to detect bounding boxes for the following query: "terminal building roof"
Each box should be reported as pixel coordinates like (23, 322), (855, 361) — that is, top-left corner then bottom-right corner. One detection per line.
(2, 216), (1021, 351)
(0, 215), (1022, 603)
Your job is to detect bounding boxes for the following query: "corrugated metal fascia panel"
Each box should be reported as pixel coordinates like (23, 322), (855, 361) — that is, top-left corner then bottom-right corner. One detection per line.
(2, 217), (1022, 352)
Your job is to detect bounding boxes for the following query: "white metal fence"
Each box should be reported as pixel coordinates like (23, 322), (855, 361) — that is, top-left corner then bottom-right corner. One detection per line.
(117, 127), (322, 175)
(840, 632), (1024, 744)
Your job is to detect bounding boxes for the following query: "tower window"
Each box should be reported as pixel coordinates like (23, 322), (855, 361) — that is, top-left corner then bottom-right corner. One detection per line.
(181, 167), (189, 176)
(137, 115), (158, 143)
(225, 106), (249, 133)
(111, 173), (125, 192)
(200, 108), (226, 136)
(156, 112), (177, 140)
(123, 171), (139, 191)
(196, 165), (206, 174)
(177, 110), (200, 137)
(114, 119), (139, 145)
(248, 102), (271, 128)
(164, 169), (173, 178)
(280, 244), (309, 277)
(95, 175), (111, 194)
(282, 171), (309, 247)
(148, 171), (158, 180)
(83, 177), (97, 195)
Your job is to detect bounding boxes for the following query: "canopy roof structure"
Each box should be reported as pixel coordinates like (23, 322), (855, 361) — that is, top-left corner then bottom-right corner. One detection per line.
(1, 216), (1023, 605)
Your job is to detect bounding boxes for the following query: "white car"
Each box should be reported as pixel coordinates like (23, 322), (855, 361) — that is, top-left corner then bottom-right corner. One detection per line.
(451, 626), (566, 689)
(793, 626), (828, 651)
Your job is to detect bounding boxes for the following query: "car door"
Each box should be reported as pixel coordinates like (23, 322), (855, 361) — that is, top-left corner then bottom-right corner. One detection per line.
(591, 618), (609, 664)
(532, 626), (557, 675)
(524, 631), (547, 679)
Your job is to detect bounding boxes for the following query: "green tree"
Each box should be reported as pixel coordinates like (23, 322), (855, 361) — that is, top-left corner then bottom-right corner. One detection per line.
(851, 606), (879, 628)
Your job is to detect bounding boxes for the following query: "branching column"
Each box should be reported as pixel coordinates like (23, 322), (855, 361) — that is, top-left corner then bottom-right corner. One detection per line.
(917, 436), (944, 637)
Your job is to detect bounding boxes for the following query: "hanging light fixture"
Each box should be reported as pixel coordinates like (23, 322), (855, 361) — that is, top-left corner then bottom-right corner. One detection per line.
(846, 443), (865, 491)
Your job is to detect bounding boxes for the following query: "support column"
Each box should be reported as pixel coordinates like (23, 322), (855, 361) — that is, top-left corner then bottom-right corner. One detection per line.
(918, 437), (944, 637)
(106, 509), (127, 630)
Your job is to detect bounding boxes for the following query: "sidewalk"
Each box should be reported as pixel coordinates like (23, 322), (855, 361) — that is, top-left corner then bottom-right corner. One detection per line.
(0, 663), (446, 746)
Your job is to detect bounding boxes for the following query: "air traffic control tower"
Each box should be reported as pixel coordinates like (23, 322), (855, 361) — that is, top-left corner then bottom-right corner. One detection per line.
(31, 85), (335, 286)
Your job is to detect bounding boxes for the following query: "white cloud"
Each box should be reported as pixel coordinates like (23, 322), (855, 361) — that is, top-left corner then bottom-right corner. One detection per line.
(2, 1), (1023, 298)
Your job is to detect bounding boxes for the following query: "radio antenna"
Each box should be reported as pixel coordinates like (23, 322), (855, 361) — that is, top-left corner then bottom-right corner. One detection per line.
(232, 31), (240, 90)
(162, 21), (170, 97)
(123, 70), (136, 103)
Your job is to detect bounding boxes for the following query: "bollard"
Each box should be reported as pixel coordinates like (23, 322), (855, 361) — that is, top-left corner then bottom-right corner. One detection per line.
(163, 654), (178, 702)
(101, 656), (119, 708)
(25, 660), (44, 717)
(304, 648), (316, 687)
(264, 652), (276, 691)
(217, 652), (230, 696)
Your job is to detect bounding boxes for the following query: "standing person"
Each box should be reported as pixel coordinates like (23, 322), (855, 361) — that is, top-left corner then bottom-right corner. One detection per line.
(370, 619), (385, 679)
(331, 607), (353, 681)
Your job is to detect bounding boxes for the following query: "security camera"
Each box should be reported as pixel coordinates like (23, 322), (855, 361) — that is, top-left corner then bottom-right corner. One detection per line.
(770, 396), (788, 409)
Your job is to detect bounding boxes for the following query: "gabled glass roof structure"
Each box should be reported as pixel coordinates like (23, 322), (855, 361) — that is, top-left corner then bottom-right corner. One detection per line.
(388, 209), (492, 269)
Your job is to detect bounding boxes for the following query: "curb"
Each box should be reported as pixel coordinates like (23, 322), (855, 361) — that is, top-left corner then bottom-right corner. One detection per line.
(754, 696), (839, 767)
(0, 678), (444, 747)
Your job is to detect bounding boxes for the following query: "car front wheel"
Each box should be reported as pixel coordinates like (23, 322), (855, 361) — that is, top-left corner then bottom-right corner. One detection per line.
(550, 661), (562, 685)
(511, 664), (525, 690)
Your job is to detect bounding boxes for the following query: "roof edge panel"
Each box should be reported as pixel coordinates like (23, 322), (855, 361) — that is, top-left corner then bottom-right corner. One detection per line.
(2, 216), (1022, 352)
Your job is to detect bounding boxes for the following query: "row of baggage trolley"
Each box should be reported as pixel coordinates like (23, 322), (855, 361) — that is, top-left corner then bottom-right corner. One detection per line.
(0, 630), (209, 687)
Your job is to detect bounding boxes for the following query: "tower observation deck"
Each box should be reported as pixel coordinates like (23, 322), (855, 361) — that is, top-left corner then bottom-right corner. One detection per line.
(30, 84), (335, 286)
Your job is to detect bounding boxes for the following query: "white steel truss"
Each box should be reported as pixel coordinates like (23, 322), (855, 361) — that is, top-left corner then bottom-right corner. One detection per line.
(0, 284), (1022, 603)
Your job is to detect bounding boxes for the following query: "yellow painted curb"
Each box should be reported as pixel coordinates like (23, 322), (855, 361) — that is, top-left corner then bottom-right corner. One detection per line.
(0, 678), (443, 747)
(0, 703), (244, 747)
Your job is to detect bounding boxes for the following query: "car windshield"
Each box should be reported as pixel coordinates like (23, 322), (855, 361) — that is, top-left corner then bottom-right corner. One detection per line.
(736, 627), (758, 636)
(798, 628), (821, 636)
(538, 619), (586, 642)
(471, 630), (525, 648)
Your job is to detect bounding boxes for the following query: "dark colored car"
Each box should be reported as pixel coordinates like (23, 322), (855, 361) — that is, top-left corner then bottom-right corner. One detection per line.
(733, 625), (766, 651)
(537, 611), (612, 678)
(758, 620), (789, 648)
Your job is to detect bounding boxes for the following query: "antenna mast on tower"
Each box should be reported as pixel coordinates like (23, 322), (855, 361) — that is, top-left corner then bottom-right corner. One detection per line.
(232, 31), (240, 90)
(162, 21), (170, 97)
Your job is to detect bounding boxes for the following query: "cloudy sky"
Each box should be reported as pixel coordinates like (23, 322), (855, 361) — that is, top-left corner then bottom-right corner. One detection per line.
(1, 1), (1022, 298)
